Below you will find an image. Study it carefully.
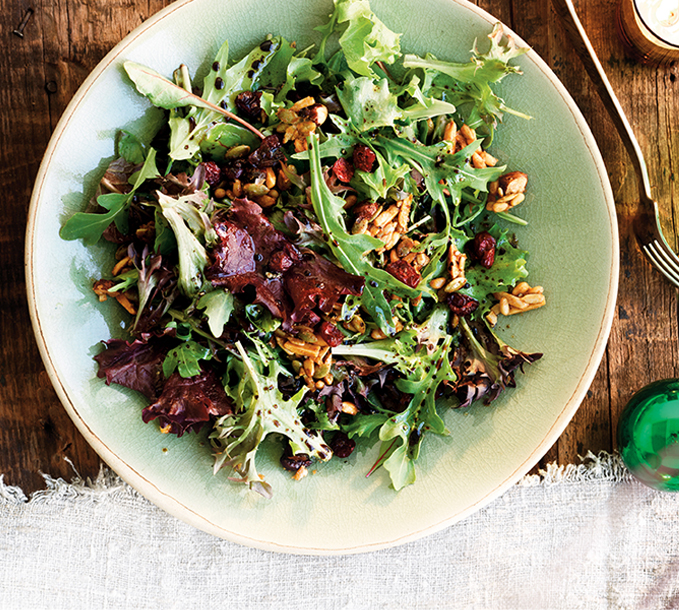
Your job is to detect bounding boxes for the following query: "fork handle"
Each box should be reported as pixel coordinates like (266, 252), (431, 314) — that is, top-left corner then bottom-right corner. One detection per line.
(550, 0), (654, 203)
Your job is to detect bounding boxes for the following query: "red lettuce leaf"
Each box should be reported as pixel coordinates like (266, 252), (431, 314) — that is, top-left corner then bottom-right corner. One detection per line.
(94, 338), (167, 400)
(284, 250), (364, 326)
(141, 367), (233, 436)
(206, 198), (363, 330)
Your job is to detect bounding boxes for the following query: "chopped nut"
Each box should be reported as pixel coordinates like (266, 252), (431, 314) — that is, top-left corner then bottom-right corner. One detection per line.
(93, 279), (116, 301)
(471, 151), (486, 169)
(344, 315), (366, 334)
(415, 252), (430, 267)
(443, 120), (457, 142)
(343, 194), (358, 209)
(512, 281), (531, 296)
(491, 284), (546, 319)
(303, 358), (315, 379)
(374, 205), (400, 228)
(255, 194), (277, 208)
(283, 341), (321, 359)
(396, 236), (417, 258)
(481, 151), (498, 166)
(300, 103), (329, 126)
(293, 466), (308, 481)
(232, 179), (243, 197)
(447, 242), (467, 291)
(264, 167), (277, 189)
(290, 96), (316, 113)
(244, 182), (270, 197)
(460, 123), (476, 144)
(499, 296), (510, 316)
(341, 401), (359, 415)
(352, 217), (369, 235)
(112, 256), (132, 276)
(370, 328), (387, 340)
(444, 277), (467, 293)
(498, 171), (528, 196)
(490, 201), (510, 213)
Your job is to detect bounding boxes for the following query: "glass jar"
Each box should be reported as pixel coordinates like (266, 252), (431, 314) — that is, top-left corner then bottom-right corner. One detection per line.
(617, 378), (679, 492)
(617, 0), (679, 64)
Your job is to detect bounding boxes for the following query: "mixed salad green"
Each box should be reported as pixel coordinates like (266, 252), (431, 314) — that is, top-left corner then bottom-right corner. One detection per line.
(61, 0), (545, 497)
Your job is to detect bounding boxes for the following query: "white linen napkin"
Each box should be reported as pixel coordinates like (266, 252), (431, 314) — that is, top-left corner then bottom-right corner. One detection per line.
(1, 452), (677, 610)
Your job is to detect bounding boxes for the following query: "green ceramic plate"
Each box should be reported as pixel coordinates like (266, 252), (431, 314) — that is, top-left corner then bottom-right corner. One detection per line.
(26, 0), (618, 554)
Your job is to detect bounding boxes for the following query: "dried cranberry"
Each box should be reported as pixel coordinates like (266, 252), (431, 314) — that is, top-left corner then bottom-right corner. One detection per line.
(280, 452), (312, 472)
(330, 432), (355, 459)
(353, 144), (377, 173)
(470, 231), (496, 269)
(353, 200), (380, 220)
(317, 321), (344, 347)
(234, 90), (263, 120)
(384, 260), (421, 289)
(446, 292), (479, 317)
(332, 157), (354, 183)
(203, 161), (222, 187)
(248, 134), (286, 168)
(222, 159), (247, 182)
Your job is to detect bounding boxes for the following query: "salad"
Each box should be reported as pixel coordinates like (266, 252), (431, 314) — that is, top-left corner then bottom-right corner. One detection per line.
(61, 0), (545, 497)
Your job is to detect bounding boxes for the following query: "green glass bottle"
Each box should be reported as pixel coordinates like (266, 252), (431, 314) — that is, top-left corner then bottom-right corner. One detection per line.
(617, 378), (679, 492)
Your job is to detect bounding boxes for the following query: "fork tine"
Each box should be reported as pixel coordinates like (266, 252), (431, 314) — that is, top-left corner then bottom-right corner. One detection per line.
(656, 242), (680, 268)
(643, 241), (680, 287)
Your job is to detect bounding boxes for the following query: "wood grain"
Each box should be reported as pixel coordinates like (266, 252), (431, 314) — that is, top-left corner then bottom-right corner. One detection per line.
(0, 0), (677, 493)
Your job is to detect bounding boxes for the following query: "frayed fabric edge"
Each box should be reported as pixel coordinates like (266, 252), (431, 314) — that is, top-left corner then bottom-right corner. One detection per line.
(0, 461), (145, 507)
(518, 450), (634, 487)
(1, 451), (634, 506)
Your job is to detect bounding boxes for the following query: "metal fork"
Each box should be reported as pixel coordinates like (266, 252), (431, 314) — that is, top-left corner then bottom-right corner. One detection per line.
(551, 0), (679, 287)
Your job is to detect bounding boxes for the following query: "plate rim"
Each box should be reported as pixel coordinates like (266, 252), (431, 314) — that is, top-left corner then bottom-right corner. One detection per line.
(25, 0), (619, 555)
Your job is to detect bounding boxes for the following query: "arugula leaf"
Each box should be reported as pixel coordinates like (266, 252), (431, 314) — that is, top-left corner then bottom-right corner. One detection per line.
(162, 340), (212, 378)
(308, 135), (420, 335)
(464, 222), (529, 313)
(403, 23), (530, 129)
(336, 77), (401, 131)
(200, 123), (260, 161)
(396, 75), (457, 122)
(123, 60), (264, 161)
(374, 135), (505, 226)
(60, 148), (160, 244)
(292, 115), (358, 161)
(124, 61), (229, 114)
(197, 289), (234, 338)
(128, 147), (161, 189)
(59, 195), (128, 245)
(350, 148), (410, 200)
(256, 37), (324, 103)
(333, 327), (454, 490)
(334, 0), (401, 77)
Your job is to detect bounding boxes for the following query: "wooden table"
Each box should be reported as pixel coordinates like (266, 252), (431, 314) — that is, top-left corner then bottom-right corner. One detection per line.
(1, 0), (677, 493)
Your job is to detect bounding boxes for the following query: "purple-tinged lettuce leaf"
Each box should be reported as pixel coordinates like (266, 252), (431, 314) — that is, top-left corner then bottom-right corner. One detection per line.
(94, 338), (167, 400)
(450, 317), (542, 408)
(142, 367), (233, 436)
